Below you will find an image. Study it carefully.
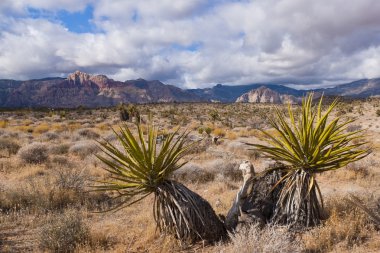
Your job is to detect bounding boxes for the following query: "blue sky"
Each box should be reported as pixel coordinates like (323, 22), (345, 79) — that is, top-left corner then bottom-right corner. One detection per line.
(1, 0), (380, 88)
(28, 5), (95, 33)
(56, 5), (95, 34)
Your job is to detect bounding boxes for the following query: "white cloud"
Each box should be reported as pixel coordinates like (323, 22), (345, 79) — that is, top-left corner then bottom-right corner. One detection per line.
(1, 0), (380, 88)
(0, 0), (91, 14)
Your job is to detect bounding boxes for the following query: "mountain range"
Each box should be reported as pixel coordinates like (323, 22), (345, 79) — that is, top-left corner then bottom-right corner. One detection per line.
(0, 71), (379, 108)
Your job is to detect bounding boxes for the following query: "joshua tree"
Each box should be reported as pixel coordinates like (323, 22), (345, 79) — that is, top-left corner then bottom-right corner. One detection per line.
(94, 124), (226, 243)
(118, 104), (130, 121)
(248, 93), (370, 227)
(209, 110), (220, 122)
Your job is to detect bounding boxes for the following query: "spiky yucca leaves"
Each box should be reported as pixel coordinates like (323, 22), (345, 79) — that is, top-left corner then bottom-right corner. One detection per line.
(94, 124), (226, 243)
(248, 93), (370, 227)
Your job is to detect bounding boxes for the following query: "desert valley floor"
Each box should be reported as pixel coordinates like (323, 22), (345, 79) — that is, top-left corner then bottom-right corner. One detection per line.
(0, 100), (379, 252)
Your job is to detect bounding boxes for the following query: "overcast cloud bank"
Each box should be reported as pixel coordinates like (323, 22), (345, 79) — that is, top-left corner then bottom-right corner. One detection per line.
(1, 0), (380, 88)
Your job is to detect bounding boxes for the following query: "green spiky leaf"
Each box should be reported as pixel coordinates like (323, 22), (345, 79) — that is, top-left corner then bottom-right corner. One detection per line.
(93, 123), (196, 209)
(248, 93), (370, 173)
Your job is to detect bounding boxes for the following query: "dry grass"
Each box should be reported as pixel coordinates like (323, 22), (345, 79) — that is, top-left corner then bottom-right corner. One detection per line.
(215, 224), (303, 253)
(38, 210), (90, 253)
(303, 197), (378, 253)
(33, 122), (50, 134)
(213, 128), (226, 137)
(0, 120), (8, 128)
(0, 100), (379, 252)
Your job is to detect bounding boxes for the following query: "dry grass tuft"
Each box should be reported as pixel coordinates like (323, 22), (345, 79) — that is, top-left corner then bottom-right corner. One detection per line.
(38, 210), (89, 253)
(303, 197), (375, 253)
(216, 224), (303, 253)
(34, 122), (50, 134)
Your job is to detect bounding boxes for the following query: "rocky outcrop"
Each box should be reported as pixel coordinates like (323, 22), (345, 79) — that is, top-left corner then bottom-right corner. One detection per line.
(236, 86), (301, 104)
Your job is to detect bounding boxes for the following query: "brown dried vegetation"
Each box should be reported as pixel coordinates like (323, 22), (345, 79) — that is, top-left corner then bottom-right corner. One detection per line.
(0, 99), (379, 252)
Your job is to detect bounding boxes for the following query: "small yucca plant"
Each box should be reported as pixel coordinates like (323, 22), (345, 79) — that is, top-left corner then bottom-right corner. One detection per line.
(248, 93), (370, 227)
(94, 124), (225, 243)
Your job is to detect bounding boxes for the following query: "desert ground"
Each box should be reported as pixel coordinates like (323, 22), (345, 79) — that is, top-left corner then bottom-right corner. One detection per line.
(0, 99), (379, 253)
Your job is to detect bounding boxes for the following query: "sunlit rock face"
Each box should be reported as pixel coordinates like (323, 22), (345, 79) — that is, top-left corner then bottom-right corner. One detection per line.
(236, 86), (300, 104)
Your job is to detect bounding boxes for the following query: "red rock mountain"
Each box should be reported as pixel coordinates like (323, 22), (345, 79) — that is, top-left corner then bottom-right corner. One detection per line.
(0, 71), (201, 108)
(1, 72), (380, 108)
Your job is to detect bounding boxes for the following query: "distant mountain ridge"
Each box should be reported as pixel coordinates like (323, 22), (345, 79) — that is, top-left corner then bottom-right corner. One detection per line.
(0, 71), (380, 108)
(187, 83), (304, 102)
(315, 78), (380, 98)
(0, 71), (201, 108)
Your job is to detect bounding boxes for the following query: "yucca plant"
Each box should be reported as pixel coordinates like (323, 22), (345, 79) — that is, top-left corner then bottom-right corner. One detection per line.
(248, 93), (370, 227)
(93, 124), (226, 243)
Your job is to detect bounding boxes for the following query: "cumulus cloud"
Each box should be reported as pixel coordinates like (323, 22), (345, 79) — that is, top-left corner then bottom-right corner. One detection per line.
(0, 0), (380, 88)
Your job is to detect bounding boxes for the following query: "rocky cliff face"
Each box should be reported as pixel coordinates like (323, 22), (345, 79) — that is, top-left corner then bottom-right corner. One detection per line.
(0, 71), (202, 108)
(236, 86), (301, 104)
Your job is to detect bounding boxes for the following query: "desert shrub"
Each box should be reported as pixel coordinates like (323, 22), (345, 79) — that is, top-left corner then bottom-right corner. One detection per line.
(42, 131), (59, 141)
(172, 163), (215, 183)
(0, 137), (20, 156)
(54, 167), (88, 192)
(76, 128), (100, 139)
(0, 120), (8, 128)
(248, 150), (260, 160)
(303, 197), (372, 252)
(213, 128), (226, 137)
(197, 127), (204, 135)
(186, 137), (212, 154)
(104, 133), (117, 142)
(347, 124), (362, 132)
(347, 195), (380, 229)
(205, 127), (212, 135)
(226, 131), (237, 140)
(67, 122), (81, 132)
(51, 123), (65, 133)
(118, 105), (130, 121)
(69, 141), (98, 158)
(34, 123), (50, 134)
(49, 143), (70, 155)
(376, 109), (380, 117)
(17, 142), (48, 164)
(220, 224), (303, 253)
(51, 155), (74, 167)
(59, 110), (66, 119)
(207, 159), (241, 181)
(2, 177), (84, 212)
(0, 176), (108, 212)
(209, 110), (220, 121)
(38, 210), (89, 253)
(96, 123), (110, 131)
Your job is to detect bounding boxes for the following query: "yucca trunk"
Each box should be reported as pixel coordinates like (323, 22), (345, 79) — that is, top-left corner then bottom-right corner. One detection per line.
(271, 169), (323, 228)
(238, 165), (323, 229)
(154, 180), (226, 243)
